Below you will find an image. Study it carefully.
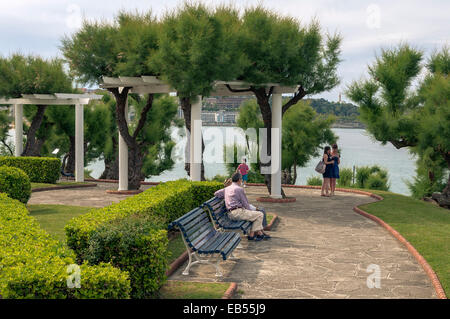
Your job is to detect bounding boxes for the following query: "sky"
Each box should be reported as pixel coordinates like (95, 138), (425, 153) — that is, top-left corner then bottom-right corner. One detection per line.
(0, 0), (448, 102)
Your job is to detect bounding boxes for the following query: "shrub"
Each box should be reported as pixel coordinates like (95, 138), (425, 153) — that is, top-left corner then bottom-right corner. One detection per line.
(65, 180), (222, 297)
(356, 166), (372, 188)
(366, 174), (389, 191)
(307, 176), (322, 186)
(0, 193), (131, 299)
(0, 156), (60, 183)
(85, 215), (168, 298)
(0, 166), (31, 203)
(337, 167), (353, 187)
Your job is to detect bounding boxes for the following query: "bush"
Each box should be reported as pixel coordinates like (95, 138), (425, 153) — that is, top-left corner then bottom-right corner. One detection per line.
(0, 156), (60, 183)
(0, 166), (31, 203)
(337, 167), (353, 187)
(0, 193), (131, 299)
(307, 176), (322, 186)
(355, 166), (372, 188)
(65, 180), (222, 298)
(85, 215), (168, 299)
(366, 174), (389, 191)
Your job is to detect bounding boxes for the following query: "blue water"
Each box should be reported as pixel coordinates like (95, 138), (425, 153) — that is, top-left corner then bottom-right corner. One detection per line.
(86, 127), (416, 195)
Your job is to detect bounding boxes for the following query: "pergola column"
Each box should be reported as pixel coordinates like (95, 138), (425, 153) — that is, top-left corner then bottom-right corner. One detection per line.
(118, 98), (129, 190)
(75, 103), (84, 182)
(190, 95), (202, 181)
(14, 104), (23, 156)
(271, 93), (282, 198)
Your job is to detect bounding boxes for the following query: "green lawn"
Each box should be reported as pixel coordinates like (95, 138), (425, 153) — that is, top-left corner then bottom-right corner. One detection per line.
(31, 181), (92, 190)
(359, 190), (450, 297)
(167, 233), (186, 264)
(27, 204), (93, 242)
(159, 280), (230, 299)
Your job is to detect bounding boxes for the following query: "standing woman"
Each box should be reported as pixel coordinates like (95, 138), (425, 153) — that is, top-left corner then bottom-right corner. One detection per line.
(330, 144), (341, 196)
(321, 146), (334, 197)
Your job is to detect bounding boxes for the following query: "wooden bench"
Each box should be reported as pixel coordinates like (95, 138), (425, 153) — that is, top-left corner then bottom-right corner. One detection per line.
(168, 206), (241, 277)
(202, 197), (253, 235)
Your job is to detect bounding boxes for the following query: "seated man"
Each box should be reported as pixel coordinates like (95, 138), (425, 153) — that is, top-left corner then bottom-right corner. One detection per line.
(214, 172), (270, 241)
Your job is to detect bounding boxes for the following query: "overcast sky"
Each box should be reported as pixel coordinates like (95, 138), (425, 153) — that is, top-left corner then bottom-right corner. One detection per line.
(0, 0), (448, 101)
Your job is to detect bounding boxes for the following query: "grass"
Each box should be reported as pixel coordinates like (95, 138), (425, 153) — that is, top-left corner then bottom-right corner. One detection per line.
(31, 181), (92, 190)
(266, 213), (274, 225)
(27, 204), (93, 242)
(167, 233), (186, 264)
(159, 280), (230, 299)
(359, 190), (450, 297)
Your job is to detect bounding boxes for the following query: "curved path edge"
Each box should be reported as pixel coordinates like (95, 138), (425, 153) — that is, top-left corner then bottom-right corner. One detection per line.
(283, 185), (446, 299)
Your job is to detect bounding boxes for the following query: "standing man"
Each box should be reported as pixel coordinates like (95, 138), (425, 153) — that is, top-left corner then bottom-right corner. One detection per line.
(214, 172), (270, 241)
(237, 158), (250, 188)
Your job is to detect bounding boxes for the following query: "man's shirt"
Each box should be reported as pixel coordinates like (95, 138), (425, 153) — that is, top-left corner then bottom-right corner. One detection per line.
(214, 182), (250, 211)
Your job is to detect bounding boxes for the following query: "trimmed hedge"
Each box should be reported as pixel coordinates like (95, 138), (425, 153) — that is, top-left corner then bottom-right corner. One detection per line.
(85, 215), (169, 299)
(65, 179), (222, 298)
(0, 193), (131, 298)
(0, 166), (31, 203)
(0, 156), (60, 184)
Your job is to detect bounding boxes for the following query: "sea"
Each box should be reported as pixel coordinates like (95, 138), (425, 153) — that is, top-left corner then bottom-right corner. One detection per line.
(85, 127), (416, 195)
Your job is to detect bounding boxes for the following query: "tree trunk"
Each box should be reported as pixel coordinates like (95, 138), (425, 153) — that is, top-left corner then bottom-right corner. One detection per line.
(22, 105), (47, 156)
(432, 154), (450, 209)
(64, 135), (76, 174)
(128, 146), (145, 190)
(293, 161), (298, 184)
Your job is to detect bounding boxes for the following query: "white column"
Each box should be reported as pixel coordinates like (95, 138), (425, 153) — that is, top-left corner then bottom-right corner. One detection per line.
(14, 104), (23, 156)
(118, 99), (129, 190)
(271, 93), (282, 198)
(75, 104), (84, 182)
(190, 95), (202, 181)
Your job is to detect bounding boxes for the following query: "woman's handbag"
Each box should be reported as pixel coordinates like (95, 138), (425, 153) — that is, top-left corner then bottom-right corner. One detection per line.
(315, 160), (326, 174)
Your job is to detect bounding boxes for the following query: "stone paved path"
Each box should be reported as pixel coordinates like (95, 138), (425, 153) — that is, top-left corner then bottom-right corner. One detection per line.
(28, 182), (153, 207)
(169, 186), (437, 299)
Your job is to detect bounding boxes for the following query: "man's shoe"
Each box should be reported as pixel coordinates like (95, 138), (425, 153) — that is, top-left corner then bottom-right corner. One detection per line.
(247, 235), (263, 241)
(261, 233), (271, 240)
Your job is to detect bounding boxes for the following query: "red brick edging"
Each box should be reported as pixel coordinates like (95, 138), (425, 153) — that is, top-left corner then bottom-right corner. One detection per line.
(105, 189), (143, 195)
(256, 197), (296, 203)
(166, 251), (189, 277)
(264, 214), (278, 231)
(31, 183), (97, 193)
(222, 282), (238, 299)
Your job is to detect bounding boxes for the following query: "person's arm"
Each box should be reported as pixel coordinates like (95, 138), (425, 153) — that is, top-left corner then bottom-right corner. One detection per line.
(214, 188), (225, 199)
(237, 187), (251, 210)
(323, 154), (333, 164)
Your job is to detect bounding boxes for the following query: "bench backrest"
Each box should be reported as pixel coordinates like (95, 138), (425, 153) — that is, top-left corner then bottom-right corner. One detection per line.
(202, 197), (229, 227)
(168, 207), (216, 251)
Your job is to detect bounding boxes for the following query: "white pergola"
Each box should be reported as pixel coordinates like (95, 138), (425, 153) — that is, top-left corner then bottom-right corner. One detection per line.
(0, 93), (102, 182)
(101, 76), (298, 198)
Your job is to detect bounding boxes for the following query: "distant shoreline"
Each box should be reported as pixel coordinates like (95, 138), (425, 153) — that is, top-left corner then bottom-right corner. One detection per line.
(202, 123), (366, 129)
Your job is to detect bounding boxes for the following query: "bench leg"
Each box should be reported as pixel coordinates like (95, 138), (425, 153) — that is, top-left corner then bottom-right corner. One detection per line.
(214, 258), (223, 277)
(228, 251), (238, 260)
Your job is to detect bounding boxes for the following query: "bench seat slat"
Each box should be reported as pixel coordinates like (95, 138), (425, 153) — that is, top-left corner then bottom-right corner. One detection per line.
(221, 234), (241, 260)
(183, 214), (210, 233)
(199, 232), (234, 253)
(191, 229), (217, 250)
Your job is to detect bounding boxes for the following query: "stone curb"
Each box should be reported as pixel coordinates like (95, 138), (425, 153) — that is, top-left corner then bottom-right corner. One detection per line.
(105, 189), (143, 195)
(166, 250), (189, 277)
(256, 197), (296, 203)
(264, 214), (278, 231)
(222, 282), (238, 299)
(31, 183), (97, 193)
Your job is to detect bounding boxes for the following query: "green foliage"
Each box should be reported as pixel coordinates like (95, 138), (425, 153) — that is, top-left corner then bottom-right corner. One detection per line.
(0, 166), (31, 203)
(355, 166), (390, 190)
(347, 45), (450, 198)
(0, 193), (130, 298)
(0, 156), (60, 183)
(65, 180), (222, 296)
(85, 215), (168, 298)
(282, 101), (336, 172)
(307, 176), (322, 186)
(337, 167), (353, 187)
(152, 3), (245, 99)
(238, 6), (341, 92)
